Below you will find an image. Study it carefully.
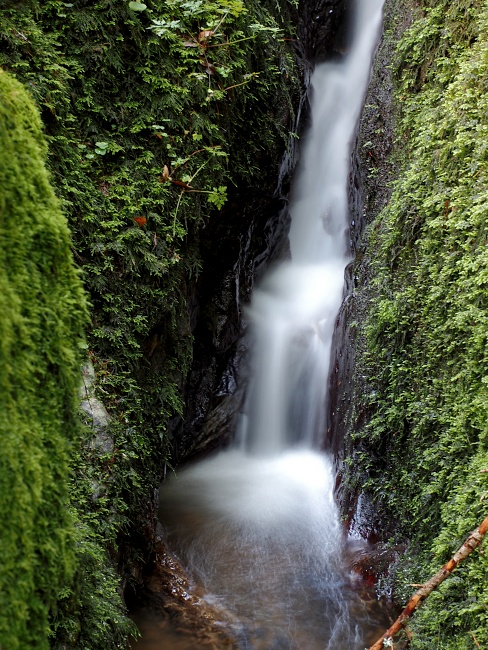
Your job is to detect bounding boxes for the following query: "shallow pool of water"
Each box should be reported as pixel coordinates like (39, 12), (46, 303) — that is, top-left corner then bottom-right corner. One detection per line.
(130, 556), (394, 650)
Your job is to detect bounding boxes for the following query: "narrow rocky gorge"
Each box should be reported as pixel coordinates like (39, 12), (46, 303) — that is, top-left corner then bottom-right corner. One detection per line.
(1, 0), (487, 647)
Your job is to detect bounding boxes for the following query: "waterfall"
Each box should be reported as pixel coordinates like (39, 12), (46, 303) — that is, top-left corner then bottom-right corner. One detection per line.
(158, 1), (385, 647)
(244, 0), (385, 455)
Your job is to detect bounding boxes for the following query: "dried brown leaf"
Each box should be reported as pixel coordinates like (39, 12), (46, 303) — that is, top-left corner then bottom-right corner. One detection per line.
(198, 29), (214, 42)
(160, 165), (170, 182)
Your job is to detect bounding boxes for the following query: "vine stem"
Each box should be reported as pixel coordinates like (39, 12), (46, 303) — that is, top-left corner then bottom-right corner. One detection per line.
(171, 145), (221, 177)
(171, 158), (213, 236)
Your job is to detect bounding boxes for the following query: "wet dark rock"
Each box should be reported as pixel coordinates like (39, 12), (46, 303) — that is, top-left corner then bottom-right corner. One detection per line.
(298, 0), (350, 63)
(327, 0), (415, 534)
(172, 196), (291, 462)
(129, 524), (240, 649)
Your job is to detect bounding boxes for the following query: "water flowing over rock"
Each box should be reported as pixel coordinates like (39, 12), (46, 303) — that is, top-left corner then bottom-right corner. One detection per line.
(146, 2), (388, 648)
(327, 0), (415, 537)
(172, 0), (358, 463)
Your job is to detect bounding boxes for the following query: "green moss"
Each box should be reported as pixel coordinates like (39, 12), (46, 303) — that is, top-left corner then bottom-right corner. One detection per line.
(0, 69), (87, 649)
(350, 0), (488, 646)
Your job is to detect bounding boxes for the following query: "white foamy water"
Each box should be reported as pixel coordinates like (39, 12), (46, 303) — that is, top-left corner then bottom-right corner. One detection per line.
(157, 2), (385, 647)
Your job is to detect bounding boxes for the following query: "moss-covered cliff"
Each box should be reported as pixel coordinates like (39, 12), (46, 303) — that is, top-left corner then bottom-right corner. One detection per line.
(0, 0), (300, 475)
(344, 0), (488, 646)
(0, 0), (307, 646)
(0, 70), (87, 649)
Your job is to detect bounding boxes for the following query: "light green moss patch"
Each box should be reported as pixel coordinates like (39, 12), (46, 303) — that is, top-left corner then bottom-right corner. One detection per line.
(0, 69), (87, 649)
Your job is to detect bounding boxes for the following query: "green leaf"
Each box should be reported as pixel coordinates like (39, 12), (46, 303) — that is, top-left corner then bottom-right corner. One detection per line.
(128, 1), (147, 11)
(207, 186), (227, 209)
(95, 142), (108, 155)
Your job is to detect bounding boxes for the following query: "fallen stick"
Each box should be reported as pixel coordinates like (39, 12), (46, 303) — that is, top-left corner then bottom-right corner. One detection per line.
(369, 515), (488, 650)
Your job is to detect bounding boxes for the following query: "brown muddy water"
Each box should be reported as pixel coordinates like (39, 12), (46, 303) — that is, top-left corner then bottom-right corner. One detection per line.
(129, 451), (398, 650)
(129, 535), (397, 650)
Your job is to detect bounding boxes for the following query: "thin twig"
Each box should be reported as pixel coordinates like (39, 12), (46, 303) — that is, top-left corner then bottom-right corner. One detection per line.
(470, 631), (481, 649)
(171, 145), (221, 176)
(172, 189), (184, 237)
(221, 75), (259, 93)
(171, 157), (214, 234)
(207, 36), (256, 48)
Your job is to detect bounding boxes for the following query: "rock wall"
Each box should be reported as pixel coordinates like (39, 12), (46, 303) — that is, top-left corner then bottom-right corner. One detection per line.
(330, 0), (488, 646)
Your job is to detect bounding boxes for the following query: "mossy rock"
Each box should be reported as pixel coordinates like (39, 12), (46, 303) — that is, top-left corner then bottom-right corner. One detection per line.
(0, 69), (87, 649)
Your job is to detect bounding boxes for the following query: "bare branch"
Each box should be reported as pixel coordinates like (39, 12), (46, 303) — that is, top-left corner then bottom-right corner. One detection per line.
(369, 515), (488, 650)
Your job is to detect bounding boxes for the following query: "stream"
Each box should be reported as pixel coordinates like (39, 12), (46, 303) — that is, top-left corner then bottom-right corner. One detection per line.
(132, 0), (389, 647)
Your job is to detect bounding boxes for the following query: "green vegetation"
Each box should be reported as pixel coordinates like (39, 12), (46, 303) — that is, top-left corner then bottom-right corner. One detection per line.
(350, 0), (488, 646)
(0, 0), (299, 646)
(0, 70), (87, 649)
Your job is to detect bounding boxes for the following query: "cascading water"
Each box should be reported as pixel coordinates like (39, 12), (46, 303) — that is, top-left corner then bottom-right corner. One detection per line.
(155, 1), (386, 648)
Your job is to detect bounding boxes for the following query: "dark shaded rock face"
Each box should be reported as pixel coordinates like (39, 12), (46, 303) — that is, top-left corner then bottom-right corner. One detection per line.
(173, 0), (351, 464)
(326, 0), (414, 538)
(298, 0), (349, 62)
(172, 189), (292, 462)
